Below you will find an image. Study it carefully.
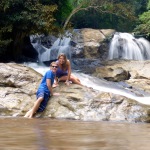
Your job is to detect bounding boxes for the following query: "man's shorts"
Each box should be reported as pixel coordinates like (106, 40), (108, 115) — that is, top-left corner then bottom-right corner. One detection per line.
(36, 90), (50, 112)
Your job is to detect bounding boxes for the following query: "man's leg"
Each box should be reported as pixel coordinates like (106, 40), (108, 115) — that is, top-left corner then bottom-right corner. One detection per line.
(24, 97), (43, 118)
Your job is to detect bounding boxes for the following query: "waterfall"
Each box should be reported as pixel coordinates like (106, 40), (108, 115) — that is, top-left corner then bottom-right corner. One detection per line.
(108, 32), (150, 60)
(50, 36), (71, 61)
(30, 34), (71, 62)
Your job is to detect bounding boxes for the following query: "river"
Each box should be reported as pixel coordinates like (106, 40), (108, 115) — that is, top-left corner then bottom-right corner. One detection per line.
(0, 117), (150, 150)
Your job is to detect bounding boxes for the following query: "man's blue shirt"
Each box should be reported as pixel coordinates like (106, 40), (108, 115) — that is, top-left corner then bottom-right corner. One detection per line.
(38, 70), (55, 95)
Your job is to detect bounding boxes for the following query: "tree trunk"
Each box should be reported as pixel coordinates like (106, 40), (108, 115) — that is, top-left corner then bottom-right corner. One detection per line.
(63, 3), (83, 30)
(12, 32), (25, 61)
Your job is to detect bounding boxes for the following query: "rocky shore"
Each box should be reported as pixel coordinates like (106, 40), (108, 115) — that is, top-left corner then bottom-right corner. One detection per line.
(0, 62), (150, 123)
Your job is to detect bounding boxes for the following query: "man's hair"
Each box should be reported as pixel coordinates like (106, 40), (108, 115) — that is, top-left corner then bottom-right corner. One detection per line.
(50, 61), (57, 67)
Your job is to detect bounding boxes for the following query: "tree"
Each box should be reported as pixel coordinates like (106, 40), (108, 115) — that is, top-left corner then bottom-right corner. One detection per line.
(49, 0), (73, 27)
(0, 0), (57, 60)
(63, 0), (137, 30)
(134, 0), (150, 36)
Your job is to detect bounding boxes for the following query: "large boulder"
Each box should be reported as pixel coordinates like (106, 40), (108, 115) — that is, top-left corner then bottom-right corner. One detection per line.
(94, 66), (129, 81)
(71, 28), (115, 60)
(93, 60), (150, 93)
(0, 63), (150, 123)
(0, 63), (42, 116)
(44, 85), (150, 123)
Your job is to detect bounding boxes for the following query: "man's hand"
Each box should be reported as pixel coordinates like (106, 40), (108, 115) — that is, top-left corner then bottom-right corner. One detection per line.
(53, 92), (60, 96)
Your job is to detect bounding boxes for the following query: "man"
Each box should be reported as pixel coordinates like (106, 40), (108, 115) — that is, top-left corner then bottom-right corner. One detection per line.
(24, 62), (59, 118)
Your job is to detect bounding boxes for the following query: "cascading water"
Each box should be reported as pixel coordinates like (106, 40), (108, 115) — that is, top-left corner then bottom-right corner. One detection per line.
(23, 62), (150, 105)
(50, 36), (71, 61)
(108, 32), (150, 60)
(30, 34), (71, 62)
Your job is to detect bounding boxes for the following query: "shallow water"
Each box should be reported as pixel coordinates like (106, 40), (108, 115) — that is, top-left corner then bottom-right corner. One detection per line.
(0, 118), (150, 150)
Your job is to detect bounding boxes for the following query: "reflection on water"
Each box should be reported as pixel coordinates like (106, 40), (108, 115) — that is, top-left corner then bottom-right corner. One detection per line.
(0, 118), (150, 150)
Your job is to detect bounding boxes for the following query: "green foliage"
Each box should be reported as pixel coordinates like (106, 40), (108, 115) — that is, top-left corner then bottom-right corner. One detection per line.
(1, 0), (57, 33)
(0, 0), (58, 59)
(49, 0), (73, 26)
(0, 25), (12, 49)
(148, 0), (150, 9)
(134, 0), (150, 35)
(70, 0), (137, 31)
(135, 11), (150, 35)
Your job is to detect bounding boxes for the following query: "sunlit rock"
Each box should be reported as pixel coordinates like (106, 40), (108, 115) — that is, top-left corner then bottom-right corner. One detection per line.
(0, 63), (150, 123)
(93, 60), (150, 93)
(81, 28), (115, 59)
(94, 66), (129, 81)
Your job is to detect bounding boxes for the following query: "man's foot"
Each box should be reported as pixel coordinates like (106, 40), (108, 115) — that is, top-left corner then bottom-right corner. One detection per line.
(24, 110), (33, 118)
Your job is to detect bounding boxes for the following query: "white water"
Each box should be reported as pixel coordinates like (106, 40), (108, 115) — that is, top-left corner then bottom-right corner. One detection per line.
(24, 62), (150, 105)
(108, 32), (150, 60)
(30, 35), (71, 62)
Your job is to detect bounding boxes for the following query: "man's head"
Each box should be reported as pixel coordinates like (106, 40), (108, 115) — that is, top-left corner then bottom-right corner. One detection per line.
(50, 62), (58, 73)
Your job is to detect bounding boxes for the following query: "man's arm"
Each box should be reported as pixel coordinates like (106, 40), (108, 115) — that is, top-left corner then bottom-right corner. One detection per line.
(46, 79), (53, 96)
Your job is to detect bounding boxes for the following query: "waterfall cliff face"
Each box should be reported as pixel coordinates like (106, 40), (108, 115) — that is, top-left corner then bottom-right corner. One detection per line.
(29, 29), (115, 63)
(108, 32), (150, 60)
(30, 31), (150, 62)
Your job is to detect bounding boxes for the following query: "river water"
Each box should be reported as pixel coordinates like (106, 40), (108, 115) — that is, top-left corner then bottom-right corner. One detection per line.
(0, 117), (150, 150)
